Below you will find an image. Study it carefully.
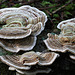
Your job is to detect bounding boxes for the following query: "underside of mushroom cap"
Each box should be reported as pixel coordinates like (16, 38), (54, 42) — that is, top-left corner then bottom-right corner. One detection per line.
(0, 36), (37, 52)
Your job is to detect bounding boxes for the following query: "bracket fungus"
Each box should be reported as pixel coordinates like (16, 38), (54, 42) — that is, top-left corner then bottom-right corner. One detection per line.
(0, 36), (37, 52)
(0, 5), (47, 38)
(0, 51), (59, 71)
(44, 18), (75, 60)
(0, 5), (47, 52)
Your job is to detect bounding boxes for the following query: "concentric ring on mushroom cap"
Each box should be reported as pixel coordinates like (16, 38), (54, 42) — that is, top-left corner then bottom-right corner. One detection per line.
(37, 52), (59, 65)
(44, 18), (75, 59)
(57, 18), (75, 29)
(44, 33), (67, 52)
(31, 22), (44, 36)
(0, 36), (37, 52)
(0, 28), (31, 39)
(19, 51), (39, 66)
(0, 55), (31, 70)
(0, 5), (47, 29)
(0, 51), (59, 69)
(44, 33), (75, 54)
(0, 5), (47, 40)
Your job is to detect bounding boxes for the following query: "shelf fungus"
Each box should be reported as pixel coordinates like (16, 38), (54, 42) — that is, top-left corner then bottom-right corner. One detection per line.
(0, 51), (58, 71)
(0, 5), (47, 38)
(0, 5), (47, 52)
(44, 18), (75, 60)
(0, 36), (37, 52)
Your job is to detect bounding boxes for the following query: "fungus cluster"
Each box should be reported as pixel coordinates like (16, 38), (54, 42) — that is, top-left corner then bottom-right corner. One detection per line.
(0, 5), (47, 52)
(0, 5), (59, 74)
(44, 18), (75, 60)
(0, 5), (74, 75)
(0, 51), (58, 71)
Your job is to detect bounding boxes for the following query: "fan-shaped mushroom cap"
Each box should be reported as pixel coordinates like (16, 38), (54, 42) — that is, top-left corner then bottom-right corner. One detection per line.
(0, 36), (37, 52)
(0, 5), (47, 39)
(0, 51), (59, 69)
(37, 52), (59, 65)
(44, 18), (75, 55)
(18, 51), (39, 65)
(19, 51), (59, 66)
(0, 5), (47, 25)
(44, 33), (67, 52)
(0, 28), (31, 39)
(0, 55), (30, 70)
(57, 18), (75, 29)
(44, 33), (75, 54)
(57, 18), (75, 43)
(31, 22), (44, 36)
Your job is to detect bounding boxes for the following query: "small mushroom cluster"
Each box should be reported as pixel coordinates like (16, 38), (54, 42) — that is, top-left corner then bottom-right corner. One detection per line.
(44, 18), (75, 60)
(0, 5), (59, 74)
(0, 5), (47, 52)
(0, 51), (58, 71)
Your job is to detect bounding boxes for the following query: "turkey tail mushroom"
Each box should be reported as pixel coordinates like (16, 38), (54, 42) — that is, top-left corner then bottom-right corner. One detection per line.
(0, 36), (37, 52)
(57, 18), (75, 29)
(0, 55), (31, 70)
(0, 5), (47, 52)
(18, 51), (39, 66)
(44, 33), (67, 52)
(0, 51), (59, 70)
(44, 18), (75, 59)
(37, 52), (59, 65)
(19, 51), (59, 66)
(0, 5), (47, 38)
(0, 28), (31, 39)
(31, 22), (44, 36)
